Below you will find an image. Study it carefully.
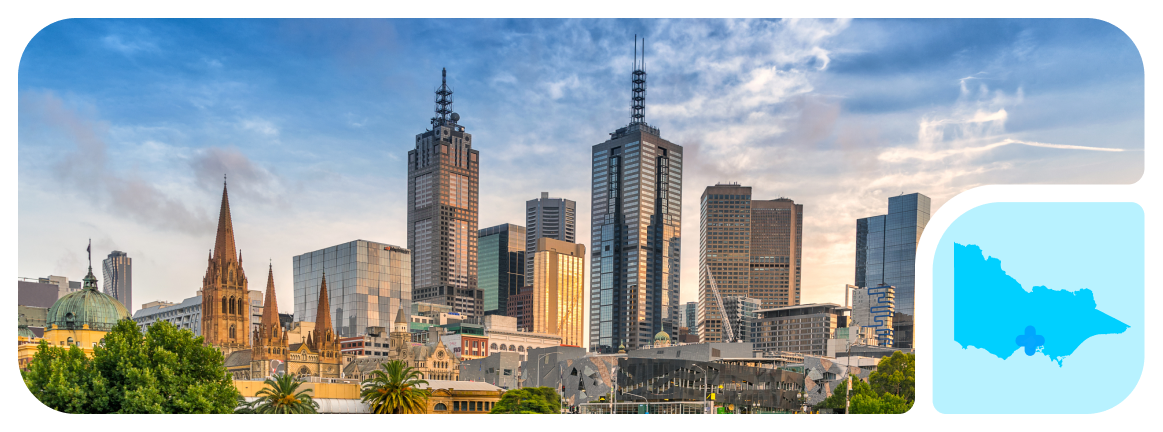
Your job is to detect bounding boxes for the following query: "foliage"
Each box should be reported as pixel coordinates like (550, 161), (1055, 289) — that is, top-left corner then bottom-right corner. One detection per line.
(489, 387), (560, 414)
(23, 320), (240, 413)
(869, 351), (915, 403)
(812, 352), (915, 414)
(360, 360), (430, 414)
(243, 374), (319, 414)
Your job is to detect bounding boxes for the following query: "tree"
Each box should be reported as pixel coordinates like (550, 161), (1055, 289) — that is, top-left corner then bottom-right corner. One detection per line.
(869, 351), (915, 403)
(489, 387), (559, 414)
(23, 320), (240, 413)
(243, 374), (319, 414)
(360, 360), (430, 414)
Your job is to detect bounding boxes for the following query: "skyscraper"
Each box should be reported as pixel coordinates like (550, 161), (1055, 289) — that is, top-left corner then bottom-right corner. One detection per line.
(698, 183), (803, 343)
(683, 301), (697, 331)
(854, 192), (930, 349)
(407, 68), (482, 318)
(525, 192), (576, 282)
(292, 240), (412, 337)
(479, 223), (525, 316)
(102, 251), (132, 313)
(589, 37), (683, 353)
(530, 237), (586, 347)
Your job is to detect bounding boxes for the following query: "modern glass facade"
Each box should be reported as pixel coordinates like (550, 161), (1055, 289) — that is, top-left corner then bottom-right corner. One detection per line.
(683, 301), (697, 331)
(854, 192), (929, 348)
(589, 125), (683, 353)
(478, 223), (525, 315)
(102, 251), (132, 313)
(292, 240), (412, 338)
(525, 192), (576, 282)
(530, 238), (586, 347)
(698, 184), (803, 342)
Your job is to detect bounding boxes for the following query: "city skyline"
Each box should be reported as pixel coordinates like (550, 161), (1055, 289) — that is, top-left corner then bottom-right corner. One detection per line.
(18, 19), (1143, 327)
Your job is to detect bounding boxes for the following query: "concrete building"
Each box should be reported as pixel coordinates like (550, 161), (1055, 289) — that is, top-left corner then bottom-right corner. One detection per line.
(478, 223), (525, 316)
(698, 183), (804, 343)
(589, 45), (683, 352)
(752, 303), (851, 356)
(518, 345), (588, 389)
(102, 250), (132, 314)
(681, 301), (697, 332)
(482, 315), (560, 361)
(460, 351), (522, 389)
(723, 295), (761, 343)
(525, 192), (576, 282)
(248, 289), (263, 336)
(855, 192), (929, 349)
(505, 285), (533, 330)
(26, 276), (82, 300)
(132, 295), (203, 336)
(408, 68), (482, 318)
(850, 283), (895, 347)
(17, 280), (59, 309)
(292, 239), (412, 337)
(338, 326), (391, 357)
(530, 237), (585, 347)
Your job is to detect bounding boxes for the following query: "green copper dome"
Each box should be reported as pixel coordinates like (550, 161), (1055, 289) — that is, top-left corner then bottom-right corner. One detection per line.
(654, 331), (671, 341)
(18, 325), (36, 339)
(46, 266), (130, 332)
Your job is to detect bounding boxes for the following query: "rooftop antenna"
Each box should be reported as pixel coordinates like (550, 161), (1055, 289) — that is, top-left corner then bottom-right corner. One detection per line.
(631, 34), (647, 126)
(433, 68), (454, 127)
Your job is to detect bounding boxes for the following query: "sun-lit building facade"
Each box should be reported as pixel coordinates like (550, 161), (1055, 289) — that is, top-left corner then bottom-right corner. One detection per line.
(530, 237), (586, 347)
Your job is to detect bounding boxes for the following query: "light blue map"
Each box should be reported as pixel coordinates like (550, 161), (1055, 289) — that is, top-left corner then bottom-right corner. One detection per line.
(934, 202), (1143, 414)
(953, 243), (1129, 366)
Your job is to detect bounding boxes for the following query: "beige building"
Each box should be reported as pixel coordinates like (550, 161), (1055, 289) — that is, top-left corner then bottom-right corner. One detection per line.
(530, 238), (585, 347)
(482, 315), (560, 361)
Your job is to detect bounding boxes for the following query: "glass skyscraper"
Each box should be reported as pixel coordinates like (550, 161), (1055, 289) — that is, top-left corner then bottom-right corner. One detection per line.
(478, 223), (525, 316)
(854, 192), (930, 348)
(589, 40), (682, 353)
(525, 192), (576, 282)
(292, 240), (412, 338)
(102, 250), (132, 313)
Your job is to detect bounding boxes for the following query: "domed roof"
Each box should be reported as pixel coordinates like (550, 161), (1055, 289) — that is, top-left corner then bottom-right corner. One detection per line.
(18, 325), (36, 339)
(46, 266), (130, 332)
(654, 331), (671, 341)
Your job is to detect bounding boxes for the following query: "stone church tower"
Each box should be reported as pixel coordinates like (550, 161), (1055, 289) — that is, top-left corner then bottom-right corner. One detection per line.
(307, 272), (341, 371)
(201, 181), (250, 354)
(251, 264), (288, 376)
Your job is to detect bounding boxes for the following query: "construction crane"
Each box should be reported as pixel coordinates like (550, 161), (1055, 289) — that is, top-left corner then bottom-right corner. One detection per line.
(707, 271), (736, 343)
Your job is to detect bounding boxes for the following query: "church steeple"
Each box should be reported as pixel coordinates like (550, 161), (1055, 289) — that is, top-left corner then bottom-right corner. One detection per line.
(313, 270), (333, 343)
(213, 179), (237, 263)
(261, 263), (280, 335)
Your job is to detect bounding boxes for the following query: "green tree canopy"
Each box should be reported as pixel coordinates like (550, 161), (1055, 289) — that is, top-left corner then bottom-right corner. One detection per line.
(360, 360), (430, 414)
(23, 319), (240, 413)
(869, 351), (915, 403)
(813, 352), (916, 414)
(489, 387), (559, 414)
(240, 374), (319, 414)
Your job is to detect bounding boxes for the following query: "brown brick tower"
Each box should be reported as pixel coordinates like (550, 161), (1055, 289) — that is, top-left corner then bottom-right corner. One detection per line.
(251, 264), (288, 376)
(201, 181), (250, 354)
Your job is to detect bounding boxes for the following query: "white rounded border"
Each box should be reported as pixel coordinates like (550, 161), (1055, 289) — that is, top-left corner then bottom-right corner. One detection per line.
(915, 183), (1155, 421)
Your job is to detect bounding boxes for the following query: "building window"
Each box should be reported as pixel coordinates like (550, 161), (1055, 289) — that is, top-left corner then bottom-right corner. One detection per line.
(434, 403), (447, 411)
(454, 401), (460, 411)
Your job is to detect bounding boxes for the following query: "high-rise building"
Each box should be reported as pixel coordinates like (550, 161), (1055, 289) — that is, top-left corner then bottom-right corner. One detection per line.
(849, 283), (895, 347)
(102, 250), (132, 313)
(589, 38), (683, 353)
(200, 181), (250, 355)
(478, 223), (525, 316)
(525, 192), (576, 281)
(722, 295), (761, 343)
(407, 68), (482, 318)
(854, 192), (929, 349)
(697, 183), (803, 343)
(530, 237), (586, 347)
(752, 303), (851, 356)
(292, 240), (412, 338)
(681, 301), (697, 332)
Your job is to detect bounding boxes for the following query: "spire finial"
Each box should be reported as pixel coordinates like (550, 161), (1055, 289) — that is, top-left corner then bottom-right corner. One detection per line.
(433, 68), (454, 127)
(87, 238), (91, 268)
(631, 35), (647, 125)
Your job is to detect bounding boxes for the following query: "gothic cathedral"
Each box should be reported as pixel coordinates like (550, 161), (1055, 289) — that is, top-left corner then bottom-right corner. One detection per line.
(201, 181), (249, 355)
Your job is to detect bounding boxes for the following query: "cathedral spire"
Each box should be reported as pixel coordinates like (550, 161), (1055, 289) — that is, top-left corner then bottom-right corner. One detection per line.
(212, 180), (237, 263)
(313, 270), (333, 343)
(261, 263), (280, 334)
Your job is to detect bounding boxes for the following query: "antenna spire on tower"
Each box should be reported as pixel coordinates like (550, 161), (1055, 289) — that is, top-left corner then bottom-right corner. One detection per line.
(433, 67), (454, 127)
(631, 34), (647, 125)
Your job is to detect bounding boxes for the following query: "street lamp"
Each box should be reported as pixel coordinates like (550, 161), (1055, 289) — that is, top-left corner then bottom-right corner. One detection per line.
(621, 392), (649, 414)
(690, 364), (709, 414)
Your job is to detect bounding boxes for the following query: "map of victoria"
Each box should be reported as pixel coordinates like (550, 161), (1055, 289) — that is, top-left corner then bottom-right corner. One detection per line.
(953, 243), (1129, 366)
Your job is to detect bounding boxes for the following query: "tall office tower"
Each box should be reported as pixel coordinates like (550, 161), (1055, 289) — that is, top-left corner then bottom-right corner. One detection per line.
(854, 192), (930, 349)
(589, 37), (683, 353)
(530, 237), (586, 347)
(102, 251), (132, 313)
(293, 240), (412, 337)
(721, 295), (761, 343)
(201, 181), (249, 354)
(479, 223), (526, 316)
(683, 301), (697, 331)
(850, 284), (895, 347)
(407, 68), (482, 318)
(698, 183), (803, 343)
(525, 192), (577, 282)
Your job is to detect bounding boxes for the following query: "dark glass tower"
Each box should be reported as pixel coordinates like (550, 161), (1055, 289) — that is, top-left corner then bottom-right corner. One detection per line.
(408, 69), (482, 318)
(478, 223), (525, 316)
(854, 192), (930, 348)
(589, 37), (683, 353)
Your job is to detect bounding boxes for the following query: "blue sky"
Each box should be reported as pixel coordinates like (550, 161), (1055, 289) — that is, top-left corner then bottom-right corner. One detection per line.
(18, 19), (1143, 317)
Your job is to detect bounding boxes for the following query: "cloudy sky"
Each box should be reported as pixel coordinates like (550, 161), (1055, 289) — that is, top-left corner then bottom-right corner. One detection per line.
(18, 19), (1142, 320)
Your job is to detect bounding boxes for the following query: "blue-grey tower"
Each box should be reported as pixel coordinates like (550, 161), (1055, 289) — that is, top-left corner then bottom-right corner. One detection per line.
(854, 192), (930, 349)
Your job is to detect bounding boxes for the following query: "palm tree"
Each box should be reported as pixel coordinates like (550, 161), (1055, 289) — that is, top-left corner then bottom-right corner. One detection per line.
(247, 374), (319, 414)
(360, 360), (430, 414)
